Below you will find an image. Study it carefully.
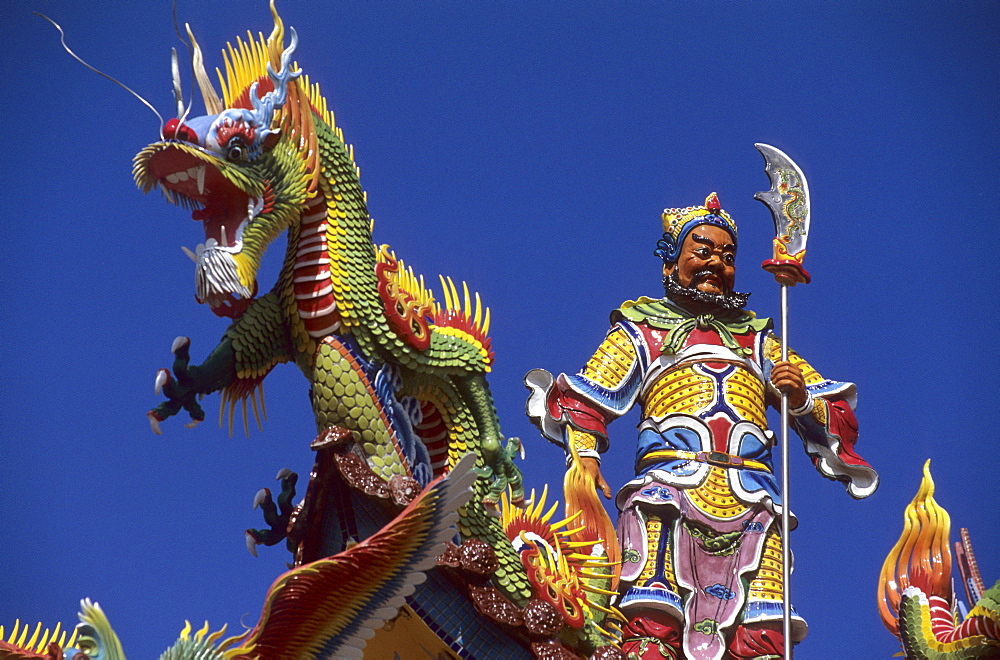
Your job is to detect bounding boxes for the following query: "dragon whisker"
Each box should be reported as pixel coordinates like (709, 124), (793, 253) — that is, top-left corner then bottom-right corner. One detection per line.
(35, 12), (166, 138)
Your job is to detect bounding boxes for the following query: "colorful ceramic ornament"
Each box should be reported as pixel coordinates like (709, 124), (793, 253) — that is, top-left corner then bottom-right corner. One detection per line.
(878, 460), (999, 658)
(10, 4), (622, 659)
(527, 189), (877, 659)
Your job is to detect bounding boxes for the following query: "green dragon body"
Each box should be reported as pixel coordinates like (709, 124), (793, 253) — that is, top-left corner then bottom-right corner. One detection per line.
(132, 5), (525, 575)
(18, 4), (616, 658)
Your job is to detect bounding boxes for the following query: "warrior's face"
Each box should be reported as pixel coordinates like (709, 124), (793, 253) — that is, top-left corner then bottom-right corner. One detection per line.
(665, 224), (736, 296)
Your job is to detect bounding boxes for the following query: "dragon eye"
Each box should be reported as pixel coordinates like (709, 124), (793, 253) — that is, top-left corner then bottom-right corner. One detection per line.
(225, 138), (248, 163)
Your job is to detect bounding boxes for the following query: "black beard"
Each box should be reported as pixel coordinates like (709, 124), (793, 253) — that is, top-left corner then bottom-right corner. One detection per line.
(663, 270), (750, 312)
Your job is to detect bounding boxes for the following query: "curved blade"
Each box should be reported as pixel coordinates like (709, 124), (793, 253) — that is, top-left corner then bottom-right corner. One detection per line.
(754, 143), (810, 258)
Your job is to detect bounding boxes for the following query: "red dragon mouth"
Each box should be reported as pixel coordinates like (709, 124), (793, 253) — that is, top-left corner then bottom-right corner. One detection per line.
(145, 146), (261, 318)
(148, 147), (250, 248)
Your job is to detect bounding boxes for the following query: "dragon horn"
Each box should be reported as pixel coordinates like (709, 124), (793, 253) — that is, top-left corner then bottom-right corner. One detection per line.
(265, 0), (286, 68)
(185, 23), (224, 115)
(246, 27), (301, 151)
(171, 48), (184, 118)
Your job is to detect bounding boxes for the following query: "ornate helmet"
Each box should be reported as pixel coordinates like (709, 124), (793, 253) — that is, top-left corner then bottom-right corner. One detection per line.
(655, 192), (738, 263)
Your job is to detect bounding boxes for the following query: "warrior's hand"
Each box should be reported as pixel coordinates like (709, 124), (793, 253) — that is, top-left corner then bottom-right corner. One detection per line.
(147, 337), (207, 434)
(581, 456), (612, 499)
(770, 360), (808, 410)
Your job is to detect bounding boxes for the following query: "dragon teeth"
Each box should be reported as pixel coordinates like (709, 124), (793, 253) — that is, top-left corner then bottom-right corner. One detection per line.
(248, 196), (264, 220)
(164, 164), (207, 188)
(187, 218), (247, 264)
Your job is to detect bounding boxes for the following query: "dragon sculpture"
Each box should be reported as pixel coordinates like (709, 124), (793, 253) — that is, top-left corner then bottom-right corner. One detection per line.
(8, 3), (623, 658)
(878, 460), (999, 658)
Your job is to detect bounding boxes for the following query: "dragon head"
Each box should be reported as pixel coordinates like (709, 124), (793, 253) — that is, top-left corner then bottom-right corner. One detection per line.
(133, 4), (313, 318)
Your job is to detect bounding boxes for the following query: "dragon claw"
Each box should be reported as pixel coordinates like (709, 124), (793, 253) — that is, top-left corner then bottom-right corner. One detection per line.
(148, 411), (164, 435)
(512, 436), (525, 460)
(149, 341), (206, 431)
(246, 470), (298, 558)
(245, 531), (259, 558)
(170, 336), (190, 354)
(154, 369), (170, 396)
(482, 498), (502, 518)
(253, 488), (271, 510)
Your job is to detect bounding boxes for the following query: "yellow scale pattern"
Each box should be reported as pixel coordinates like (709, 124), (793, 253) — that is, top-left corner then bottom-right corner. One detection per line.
(567, 426), (598, 453)
(747, 527), (784, 602)
(325, 188), (354, 322)
(636, 514), (679, 592)
(407, 383), (465, 470)
(763, 336), (829, 424)
(566, 329), (635, 455)
(312, 339), (407, 480)
(636, 516), (660, 584)
(687, 466), (750, 519)
(763, 336), (823, 385)
(812, 398), (829, 425)
(789, 354), (822, 386)
(719, 366), (767, 428)
(582, 328), (636, 389)
(644, 366), (715, 418)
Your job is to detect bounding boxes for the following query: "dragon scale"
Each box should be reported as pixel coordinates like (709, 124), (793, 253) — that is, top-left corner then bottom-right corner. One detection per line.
(128, 0), (559, 623)
(6, 5), (623, 658)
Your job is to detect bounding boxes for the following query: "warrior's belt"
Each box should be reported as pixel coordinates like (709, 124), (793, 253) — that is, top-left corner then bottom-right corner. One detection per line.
(638, 449), (770, 472)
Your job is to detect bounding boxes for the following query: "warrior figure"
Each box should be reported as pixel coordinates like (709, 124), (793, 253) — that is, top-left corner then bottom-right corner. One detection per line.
(525, 193), (878, 659)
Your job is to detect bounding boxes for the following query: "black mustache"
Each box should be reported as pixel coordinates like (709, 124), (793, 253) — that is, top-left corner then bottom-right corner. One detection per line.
(664, 272), (750, 311)
(692, 269), (722, 282)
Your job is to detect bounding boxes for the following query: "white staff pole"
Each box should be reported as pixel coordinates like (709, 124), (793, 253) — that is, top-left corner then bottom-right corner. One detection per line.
(779, 283), (792, 659)
(753, 143), (813, 660)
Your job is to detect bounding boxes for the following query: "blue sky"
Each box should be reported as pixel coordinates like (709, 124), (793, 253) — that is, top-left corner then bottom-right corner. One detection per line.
(3, 2), (997, 657)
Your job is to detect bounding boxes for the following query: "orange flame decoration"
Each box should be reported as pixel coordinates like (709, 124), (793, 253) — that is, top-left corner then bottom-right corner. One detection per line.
(878, 459), (952, 636)
(564, 443), (621, 591)
(376, 246), (434, 350)
(771, 238), (807, 266)
(502, 484), (624, 641)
